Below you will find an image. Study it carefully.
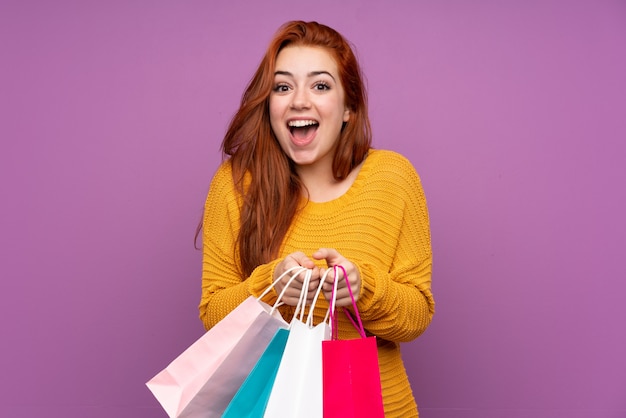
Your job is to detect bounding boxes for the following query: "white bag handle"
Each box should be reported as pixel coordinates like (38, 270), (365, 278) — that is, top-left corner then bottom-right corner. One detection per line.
(294, 268), (313, 322)
(305, 267), (334, 327)
(257, 265), (308, 315)
(256, 265), (337, 326)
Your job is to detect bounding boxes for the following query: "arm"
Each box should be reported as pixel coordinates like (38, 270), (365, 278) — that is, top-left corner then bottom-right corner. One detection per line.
(198, 163), (279, 330)
(357, 157), (434, 342)
(198, 163), (322, 329)
(317, 154), (434, 342)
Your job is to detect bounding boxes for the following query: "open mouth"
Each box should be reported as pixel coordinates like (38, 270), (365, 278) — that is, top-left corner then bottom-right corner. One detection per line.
(288, 119), (319, 143)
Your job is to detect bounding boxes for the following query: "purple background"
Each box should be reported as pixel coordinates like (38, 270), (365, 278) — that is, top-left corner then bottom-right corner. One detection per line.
(1, 1), (625, 417)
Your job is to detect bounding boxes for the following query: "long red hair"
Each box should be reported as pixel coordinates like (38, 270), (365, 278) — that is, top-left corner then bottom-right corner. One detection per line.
(221, 21), (371, 277)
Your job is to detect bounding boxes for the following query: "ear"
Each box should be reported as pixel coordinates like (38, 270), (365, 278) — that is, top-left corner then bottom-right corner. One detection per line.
(343, 108), (350, 123)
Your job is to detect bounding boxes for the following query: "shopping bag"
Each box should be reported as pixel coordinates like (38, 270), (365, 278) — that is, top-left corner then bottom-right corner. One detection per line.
(146, 266), (307, 418)
(263, 268), (332, 418)
(221, 327), (289, 417)
(322, 265), (385, 418)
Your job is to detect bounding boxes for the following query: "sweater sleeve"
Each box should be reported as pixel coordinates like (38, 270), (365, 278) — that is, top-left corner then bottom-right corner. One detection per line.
(198, 162), (281, 330)
(355, 154), (434, 342)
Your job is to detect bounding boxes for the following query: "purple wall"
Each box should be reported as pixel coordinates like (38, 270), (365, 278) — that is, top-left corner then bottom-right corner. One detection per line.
(1, 1), (624, 417)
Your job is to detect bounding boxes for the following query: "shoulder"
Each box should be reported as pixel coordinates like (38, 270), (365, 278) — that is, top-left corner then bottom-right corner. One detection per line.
(361, 149), (427, 207)
(205, 160), (237, 204)
(365, 149), (422, 185)
(361, 151), (430, 231)
(203, 159), (245, 224)
(211, 159), (233, 183)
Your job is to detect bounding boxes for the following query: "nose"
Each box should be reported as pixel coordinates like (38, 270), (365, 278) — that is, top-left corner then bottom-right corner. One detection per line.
(290, 87), (311, 110)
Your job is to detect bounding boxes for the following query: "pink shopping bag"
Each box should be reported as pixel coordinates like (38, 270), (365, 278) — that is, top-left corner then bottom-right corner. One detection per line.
(146, 267), (306, 418)
(322, 266), (385, 418)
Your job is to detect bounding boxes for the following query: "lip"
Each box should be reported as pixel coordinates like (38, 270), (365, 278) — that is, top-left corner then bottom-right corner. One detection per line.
(286, 117), (319, 126)
(287, 117), (319, 146)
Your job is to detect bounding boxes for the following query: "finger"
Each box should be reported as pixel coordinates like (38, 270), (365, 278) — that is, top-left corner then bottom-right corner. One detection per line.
(336, 280), (360, 302)
(288, 252), (317, 269)
(308, 274), (320, 288)
(323, 276), (356, 301)
(274, 264), (297, 284)
(286, 280), (302, 291)
(322, 269), (334, 286)
(281, 294), (301, 306)
(287, 273), (311, 291)
(312, 248), (341, 264)
(310, 266), (322, 281)
(333, 295), (355, 308)
(285, 282), (311, 305)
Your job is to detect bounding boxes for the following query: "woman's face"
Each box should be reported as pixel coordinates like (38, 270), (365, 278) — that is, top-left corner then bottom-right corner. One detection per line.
(269, 45), (350, 172)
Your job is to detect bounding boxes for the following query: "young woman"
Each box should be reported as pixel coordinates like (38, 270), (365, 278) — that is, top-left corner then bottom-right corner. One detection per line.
(199, 20), (434, 417)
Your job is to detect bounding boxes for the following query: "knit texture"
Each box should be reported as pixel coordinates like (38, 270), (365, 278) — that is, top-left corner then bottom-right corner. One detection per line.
(199, 149), (434, 417)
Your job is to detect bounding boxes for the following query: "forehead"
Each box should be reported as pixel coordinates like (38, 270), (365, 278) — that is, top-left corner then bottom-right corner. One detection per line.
(274, 45), (339, 76)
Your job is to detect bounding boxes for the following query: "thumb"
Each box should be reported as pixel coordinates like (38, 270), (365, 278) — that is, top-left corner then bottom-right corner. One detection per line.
(312, 248), (342, 266)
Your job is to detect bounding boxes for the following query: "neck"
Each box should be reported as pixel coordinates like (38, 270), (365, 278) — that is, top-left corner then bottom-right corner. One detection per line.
(296, 159), (363, 203)
(296, 160), (336, 200)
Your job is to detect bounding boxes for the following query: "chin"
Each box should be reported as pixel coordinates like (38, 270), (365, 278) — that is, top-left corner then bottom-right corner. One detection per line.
(290, 157), (314, 167)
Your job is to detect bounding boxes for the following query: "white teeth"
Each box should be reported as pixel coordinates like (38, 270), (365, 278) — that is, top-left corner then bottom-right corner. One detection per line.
(288, 120), (318, 127)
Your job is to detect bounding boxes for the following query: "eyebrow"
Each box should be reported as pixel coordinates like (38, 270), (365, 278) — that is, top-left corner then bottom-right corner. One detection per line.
(274, 70), (336, 81)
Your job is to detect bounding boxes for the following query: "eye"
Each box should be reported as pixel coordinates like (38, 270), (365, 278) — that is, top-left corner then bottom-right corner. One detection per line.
(313, 82), (330, 91)
(273, 83), (291, 93)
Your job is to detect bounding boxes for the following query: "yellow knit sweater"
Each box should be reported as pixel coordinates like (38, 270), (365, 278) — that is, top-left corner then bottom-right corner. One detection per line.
(199, 149), (434, 417)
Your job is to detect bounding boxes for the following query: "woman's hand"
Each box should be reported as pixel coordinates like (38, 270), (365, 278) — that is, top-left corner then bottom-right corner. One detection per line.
(313, 248), (362, 307)
(273, 252), (321, 306)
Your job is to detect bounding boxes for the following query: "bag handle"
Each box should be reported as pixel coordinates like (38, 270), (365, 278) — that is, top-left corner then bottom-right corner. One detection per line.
(305, 267), (333, 327)
(329, 265), (366, 340)
(294, 268), (313, 322)
(257, 265), (309, 315)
